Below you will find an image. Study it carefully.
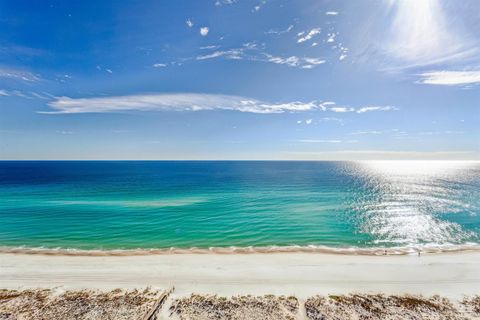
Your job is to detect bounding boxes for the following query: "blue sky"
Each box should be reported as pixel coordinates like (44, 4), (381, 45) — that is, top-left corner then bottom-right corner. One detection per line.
(0, 0), (479, 160)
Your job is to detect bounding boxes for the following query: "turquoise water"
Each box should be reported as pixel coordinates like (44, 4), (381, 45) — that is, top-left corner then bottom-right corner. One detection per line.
(0, 161), (479, 252)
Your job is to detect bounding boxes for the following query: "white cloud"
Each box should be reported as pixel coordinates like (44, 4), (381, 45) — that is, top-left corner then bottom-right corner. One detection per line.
(325, 11), (339, 16)
(328, 105), (397, 113)
(30, 92), (51, 100)
(215, 0), (236, 6)
(196, 49), (244, 60)
(186, 19), (194, 28)
(0, 89), (47, 99)
(320, 101), (335, 106)
(303, 58), (326, 65)
(265, 25), (293, 35)
(418, 70), (480, 86)
(196, 51), (226, 60)
(200, 27), (209, 36)
(330, 107), (354, 113)
(96, 65), (113, 74)
(297, 28), (321, 43)
(252, 1), (267, 12)
(265, 54), (325, 69)
(305, 119), (313, 124)
(0, 66), (40, 82)
(200, 45), (220, 50)
(44, 93), (327, 114)
(243, 42), (261, 50)
(267, 55), (299, 66)
(351, 130), (382, 135)
(153, 63), (167, 68)
(327, 33), (336, 43)
(194, 44), (325, 69)
(356, 106), (398, 113)
(0, 90), (56, 100)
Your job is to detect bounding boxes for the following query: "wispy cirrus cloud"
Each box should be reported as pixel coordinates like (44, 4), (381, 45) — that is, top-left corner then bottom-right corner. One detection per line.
(196, 49), (244, 61)
(265, 54), (325, 68)
(215, 0), (237, 6)
(264, 55), (297, 66)
(200, 45), (220, 50)
(351, 130), (382, 135)
(43, 94), (397, 119)
(0, 66), (40, 82)
(356, 106), (398, 113)
(0, 89), (52, 99)
(328, 105), (397, 114)
(194, 43), (326, 69)
(43, 93), (328, 114)
(418, 70), (480, 86)
(265, 25), (294, 36)
(297, 115), (347, 126)
(330, 107), (354, 113)
(0, 89), (27, 98)
(297, 28), (321, 43)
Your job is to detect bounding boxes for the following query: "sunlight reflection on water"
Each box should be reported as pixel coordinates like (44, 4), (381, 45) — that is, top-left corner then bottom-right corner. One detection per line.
(344, 161), (479, 247)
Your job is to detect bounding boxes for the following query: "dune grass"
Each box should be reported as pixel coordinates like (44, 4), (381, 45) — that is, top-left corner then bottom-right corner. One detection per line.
(0, 288), (165, 320)
(1, 289), (479, 319)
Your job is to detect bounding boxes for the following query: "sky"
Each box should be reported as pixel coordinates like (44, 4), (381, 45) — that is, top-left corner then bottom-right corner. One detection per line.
(0, 0), (479, 160)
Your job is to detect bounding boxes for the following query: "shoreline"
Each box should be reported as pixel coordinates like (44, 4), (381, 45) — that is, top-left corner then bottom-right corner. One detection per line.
(2, 251), (479, 299)
(1, 243), (480, 256)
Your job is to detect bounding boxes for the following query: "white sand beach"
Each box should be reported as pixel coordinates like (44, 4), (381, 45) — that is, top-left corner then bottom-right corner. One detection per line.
(1, 251), (479, 299)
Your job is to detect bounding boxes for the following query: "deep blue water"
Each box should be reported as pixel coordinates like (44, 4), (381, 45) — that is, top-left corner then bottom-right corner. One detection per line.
(0, 161), (479, 251)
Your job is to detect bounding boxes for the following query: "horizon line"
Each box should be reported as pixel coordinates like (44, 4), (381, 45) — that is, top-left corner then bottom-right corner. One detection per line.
(1, 159), (479, 162)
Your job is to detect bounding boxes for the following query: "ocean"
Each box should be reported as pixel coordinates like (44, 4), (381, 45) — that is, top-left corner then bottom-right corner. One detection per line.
(0, 160), (479, 254)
